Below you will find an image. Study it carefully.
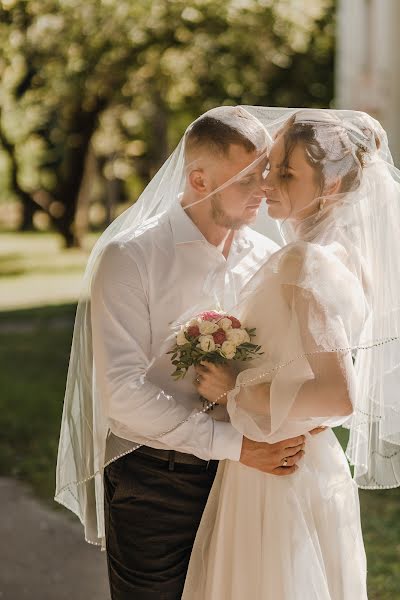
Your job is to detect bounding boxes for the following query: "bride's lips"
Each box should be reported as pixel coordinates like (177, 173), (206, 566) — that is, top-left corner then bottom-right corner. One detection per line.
(265, 197), (279, 204)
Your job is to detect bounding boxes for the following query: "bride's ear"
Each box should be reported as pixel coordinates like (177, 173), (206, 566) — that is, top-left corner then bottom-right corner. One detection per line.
(189, 168), (208, 194)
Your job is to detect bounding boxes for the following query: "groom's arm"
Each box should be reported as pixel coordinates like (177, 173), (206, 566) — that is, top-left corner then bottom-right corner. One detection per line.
(90, 241), (243, 462)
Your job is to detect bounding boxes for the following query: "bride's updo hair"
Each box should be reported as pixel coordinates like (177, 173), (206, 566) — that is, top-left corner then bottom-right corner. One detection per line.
(276, 111), (381, 195)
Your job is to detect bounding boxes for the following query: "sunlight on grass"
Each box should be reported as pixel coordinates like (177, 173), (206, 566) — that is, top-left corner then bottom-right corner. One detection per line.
(0, 232), (99, 310)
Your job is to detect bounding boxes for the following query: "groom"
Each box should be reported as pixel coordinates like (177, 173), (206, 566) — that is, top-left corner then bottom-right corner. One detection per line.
(91, 107), (324, 599)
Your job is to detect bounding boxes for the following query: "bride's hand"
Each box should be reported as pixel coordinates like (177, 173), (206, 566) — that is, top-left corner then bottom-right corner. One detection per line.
(194, 361), (236, 406)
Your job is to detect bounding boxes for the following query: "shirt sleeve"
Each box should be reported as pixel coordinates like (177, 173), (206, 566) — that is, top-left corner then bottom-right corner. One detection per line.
(90, 241), (243, 462)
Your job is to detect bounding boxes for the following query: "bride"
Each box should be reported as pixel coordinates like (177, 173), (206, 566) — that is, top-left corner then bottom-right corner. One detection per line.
(182, 109), (400, 599)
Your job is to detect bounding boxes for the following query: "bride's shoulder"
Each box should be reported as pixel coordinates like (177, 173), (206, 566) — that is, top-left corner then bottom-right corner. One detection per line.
(272, 241), (350, 286)
(269, 242), (311, 278)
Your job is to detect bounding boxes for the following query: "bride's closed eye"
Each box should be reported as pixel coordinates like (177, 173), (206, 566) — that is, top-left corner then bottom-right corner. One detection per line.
(279, 171), (293, 180)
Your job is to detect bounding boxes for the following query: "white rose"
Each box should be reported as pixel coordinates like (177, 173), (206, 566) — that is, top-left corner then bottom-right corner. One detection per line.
(221, 340), (237, 359)
(226, 328), (250, 345)
(187, 318), (200, 327)
(176, 330), (189, 346)
(197, 335), (216, 352)
(199, 320), (219, 335)
(218, 317), (233, 331)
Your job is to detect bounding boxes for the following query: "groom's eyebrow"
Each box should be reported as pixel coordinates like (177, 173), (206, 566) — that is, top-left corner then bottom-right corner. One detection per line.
(240, 169), (259, 178)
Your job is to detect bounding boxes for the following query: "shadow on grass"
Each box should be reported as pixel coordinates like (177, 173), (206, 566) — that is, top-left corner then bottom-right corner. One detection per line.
(0, 303), (76, 507)
(0, 302), (399, 598)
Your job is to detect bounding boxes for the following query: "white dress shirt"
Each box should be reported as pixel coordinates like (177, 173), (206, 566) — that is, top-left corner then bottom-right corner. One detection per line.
(91, 201), (279, 462)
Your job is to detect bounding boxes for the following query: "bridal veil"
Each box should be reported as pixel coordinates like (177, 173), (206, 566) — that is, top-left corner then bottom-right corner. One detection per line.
(55, 106), (400, 548)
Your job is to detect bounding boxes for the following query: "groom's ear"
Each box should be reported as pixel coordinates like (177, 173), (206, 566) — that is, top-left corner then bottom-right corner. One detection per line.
(189, 169), (208, 194)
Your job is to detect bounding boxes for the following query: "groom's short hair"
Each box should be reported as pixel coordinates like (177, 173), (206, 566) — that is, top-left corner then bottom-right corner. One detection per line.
(184, 106), (268, 160)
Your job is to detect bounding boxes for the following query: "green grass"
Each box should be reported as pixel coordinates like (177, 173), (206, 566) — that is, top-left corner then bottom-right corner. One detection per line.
(1, 306), (399, 598)
(0, 304), (76, 502)
(0, 233), (399, 597)
(0, 231), (98, 310)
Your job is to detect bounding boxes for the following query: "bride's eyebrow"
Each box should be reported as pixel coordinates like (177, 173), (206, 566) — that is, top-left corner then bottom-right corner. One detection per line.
(271, 161), (296, 170)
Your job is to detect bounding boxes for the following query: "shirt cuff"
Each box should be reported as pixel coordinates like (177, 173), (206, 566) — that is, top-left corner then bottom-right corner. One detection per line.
(211, 420), (243, 461)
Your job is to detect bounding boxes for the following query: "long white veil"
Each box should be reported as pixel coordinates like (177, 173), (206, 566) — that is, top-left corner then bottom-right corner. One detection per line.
(55, 106), (277, 547)
(55, 106), (400, 550)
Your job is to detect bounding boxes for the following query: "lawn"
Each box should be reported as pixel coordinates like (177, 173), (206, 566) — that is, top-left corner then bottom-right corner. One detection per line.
(0, 232), (399, 598)
(0, 231), (97, 310)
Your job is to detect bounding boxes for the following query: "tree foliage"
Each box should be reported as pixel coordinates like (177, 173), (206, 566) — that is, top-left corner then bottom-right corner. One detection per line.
(0, 0), (335, 246)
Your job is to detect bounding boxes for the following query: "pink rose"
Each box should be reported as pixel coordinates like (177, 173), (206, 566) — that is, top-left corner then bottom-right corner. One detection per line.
(187, 325), (200, 338)
(212, 329), (227, 345)
(228, 316), (242, 329)
(200, 311), (223, 322)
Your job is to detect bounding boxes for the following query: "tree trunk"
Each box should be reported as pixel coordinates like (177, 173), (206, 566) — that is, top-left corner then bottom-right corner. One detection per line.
(74, 145), (97, 245)
(0, 108), (41, 231)
(104, 177), (122, 226)
(19, 195), (37, 231)
(52, 106), (103, 248)
(145, 88), (169, 180)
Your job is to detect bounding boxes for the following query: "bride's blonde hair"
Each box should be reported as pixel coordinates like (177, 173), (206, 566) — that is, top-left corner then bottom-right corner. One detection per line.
(275, 111), (381, 195)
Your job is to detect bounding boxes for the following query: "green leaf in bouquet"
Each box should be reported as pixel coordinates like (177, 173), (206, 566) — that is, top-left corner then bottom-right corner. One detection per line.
(172, 368), (187, 380)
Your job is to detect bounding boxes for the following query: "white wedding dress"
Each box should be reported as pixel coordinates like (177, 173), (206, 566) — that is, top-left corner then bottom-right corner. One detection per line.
(182, 242), (368, 599)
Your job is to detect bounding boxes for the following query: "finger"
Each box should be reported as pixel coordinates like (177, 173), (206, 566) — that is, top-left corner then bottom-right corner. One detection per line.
(201, 361), (226, 372)
(199, 361), (214, 370)
(309, 426), (327, 436)
(280, 435), (306, 449)
(282, 444), (305, 458)
(271, 465), (298, 476)
(282, 450), (305, 467)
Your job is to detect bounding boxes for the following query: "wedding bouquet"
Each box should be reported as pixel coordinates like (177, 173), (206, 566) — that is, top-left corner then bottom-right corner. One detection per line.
(167, 310), (263, 380)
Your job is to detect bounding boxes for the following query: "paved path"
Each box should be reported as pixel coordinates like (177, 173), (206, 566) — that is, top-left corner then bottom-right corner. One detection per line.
(0, 478), (110, 600)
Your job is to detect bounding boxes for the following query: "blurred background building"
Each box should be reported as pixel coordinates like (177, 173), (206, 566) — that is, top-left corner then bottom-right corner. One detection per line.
(336, 0), (400, 164)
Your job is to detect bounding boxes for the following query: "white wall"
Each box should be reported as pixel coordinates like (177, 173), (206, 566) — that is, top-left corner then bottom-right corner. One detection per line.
(336, 0), (400, 165)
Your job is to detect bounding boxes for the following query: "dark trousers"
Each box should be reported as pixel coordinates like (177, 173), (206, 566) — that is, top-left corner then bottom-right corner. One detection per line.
(104, 450), (219, 600)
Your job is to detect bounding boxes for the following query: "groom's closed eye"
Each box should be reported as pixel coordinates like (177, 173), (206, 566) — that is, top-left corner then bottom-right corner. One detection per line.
(240, 176), (254, 186)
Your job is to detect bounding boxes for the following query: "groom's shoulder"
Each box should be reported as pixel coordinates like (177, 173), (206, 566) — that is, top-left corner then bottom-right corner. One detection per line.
(111, 210), (171, 253)
(96, 212), (172, 277)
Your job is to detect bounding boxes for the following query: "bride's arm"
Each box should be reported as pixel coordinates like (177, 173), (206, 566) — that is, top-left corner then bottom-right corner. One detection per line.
(221, 286), (354, 422)
(280, 284), (354, 418)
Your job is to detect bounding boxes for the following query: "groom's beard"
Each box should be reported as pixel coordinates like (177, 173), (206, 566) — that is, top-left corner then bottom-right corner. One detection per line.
(211, 193), (255, 230)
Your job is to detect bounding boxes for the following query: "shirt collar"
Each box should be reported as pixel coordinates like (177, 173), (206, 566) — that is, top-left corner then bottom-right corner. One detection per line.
(168, 200), (254, 252)
(168, 200), (206, 245)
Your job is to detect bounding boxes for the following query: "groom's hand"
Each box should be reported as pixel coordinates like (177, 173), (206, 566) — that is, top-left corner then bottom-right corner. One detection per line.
(309, 426), (328, 435)
(239, 435), (305, 476)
